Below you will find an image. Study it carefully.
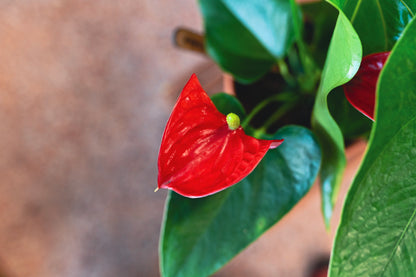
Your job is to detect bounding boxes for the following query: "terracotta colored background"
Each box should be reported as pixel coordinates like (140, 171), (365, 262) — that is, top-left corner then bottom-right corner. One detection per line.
(0, 1), (364, 276)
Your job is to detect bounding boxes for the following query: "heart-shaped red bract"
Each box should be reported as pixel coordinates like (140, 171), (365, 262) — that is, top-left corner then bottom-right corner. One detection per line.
(157, 74), (283, 198)
(343, 52), (390, 120)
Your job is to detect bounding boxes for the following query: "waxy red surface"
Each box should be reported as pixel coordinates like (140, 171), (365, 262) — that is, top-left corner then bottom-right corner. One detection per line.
(157, 74), (283, 198)
(343, 52), (390, 120)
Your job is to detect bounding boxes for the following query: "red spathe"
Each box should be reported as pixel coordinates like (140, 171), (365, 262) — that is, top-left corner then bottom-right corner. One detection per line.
(157, 74), (283, 198)
(343, 52), (390, 120)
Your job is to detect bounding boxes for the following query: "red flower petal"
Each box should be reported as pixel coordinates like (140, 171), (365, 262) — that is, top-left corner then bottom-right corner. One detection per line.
(343, 52), (390, 120)
(157, 74), (283, 198)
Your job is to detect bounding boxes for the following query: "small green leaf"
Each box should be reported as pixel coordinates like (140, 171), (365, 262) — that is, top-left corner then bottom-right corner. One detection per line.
(311, 5), (362, 227)
(330, 16), (416, 277)
(211, 92), (246, 119)
(198, 0), (296, 83)
(159, 91), (321, 277)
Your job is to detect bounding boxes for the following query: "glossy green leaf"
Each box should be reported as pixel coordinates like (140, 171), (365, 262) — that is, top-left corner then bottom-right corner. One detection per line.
(339, 0), (415, 55)
(198, 0), (296, 83)
(311, 5), (362, 227)
(330, 16), (416, 277)
(159, 92), (321, 277)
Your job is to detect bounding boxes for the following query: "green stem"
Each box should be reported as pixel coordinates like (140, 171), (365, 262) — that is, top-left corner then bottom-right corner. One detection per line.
(255, 99), (298, 134)
(289, 0), (319, 85)
(289, 0), (310, 73)
(241, 92), (295, 129)
(252, 128), (268, 138)
(277, 59), (296, 86)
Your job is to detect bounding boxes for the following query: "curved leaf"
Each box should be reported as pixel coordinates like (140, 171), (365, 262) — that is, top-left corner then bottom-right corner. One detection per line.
(311, 4), (362, 227)
(330, 16), (416, 276)
(199, 0), (296, 83)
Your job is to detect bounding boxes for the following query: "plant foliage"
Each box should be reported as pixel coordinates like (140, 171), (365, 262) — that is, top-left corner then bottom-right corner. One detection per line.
(330, 16), (416, 277)
(158, 0), (416, 276)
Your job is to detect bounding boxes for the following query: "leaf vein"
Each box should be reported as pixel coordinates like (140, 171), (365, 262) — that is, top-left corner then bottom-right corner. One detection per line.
(350, 0), (363, 23)
(375, 0), (388, 50)
(358, 115), (416, 276)
(380, 205), (416, 276)
(400, 0), (415, 17)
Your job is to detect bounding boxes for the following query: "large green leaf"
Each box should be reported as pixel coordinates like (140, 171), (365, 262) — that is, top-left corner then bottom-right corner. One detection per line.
(199, 0), (296, 83)
(340, 0), (415, 55)
(330, 16), (416, 277)
(311, 4), (362, 227)
(159, 94), (321, 277)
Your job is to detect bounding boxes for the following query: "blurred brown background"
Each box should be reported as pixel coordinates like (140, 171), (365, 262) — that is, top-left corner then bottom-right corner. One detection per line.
(0, 1), (363, 276)
(0, 1), (210, 276)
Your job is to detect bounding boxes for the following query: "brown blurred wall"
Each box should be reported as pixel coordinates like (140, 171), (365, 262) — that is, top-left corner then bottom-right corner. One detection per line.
(0, 1), (207, 276)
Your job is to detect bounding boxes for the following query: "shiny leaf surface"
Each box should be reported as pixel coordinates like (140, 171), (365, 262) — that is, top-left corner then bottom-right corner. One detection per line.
(343, 52), (390, 120)
(160, 125), (321, 277)
(330, 16), (416, 276)
(157, 74), (282, 198)
(199, 0), (296, 83)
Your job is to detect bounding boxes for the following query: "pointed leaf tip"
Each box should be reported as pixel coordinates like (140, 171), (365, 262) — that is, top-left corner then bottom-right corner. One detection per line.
(269, 139), (284, 149)
(157, 74), (283, 198)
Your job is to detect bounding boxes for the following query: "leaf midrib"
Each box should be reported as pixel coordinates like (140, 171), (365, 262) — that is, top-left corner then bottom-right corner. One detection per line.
(349, 0), (362, 23)
(355, 114), (416, 276)
(348, 0), (393, 50)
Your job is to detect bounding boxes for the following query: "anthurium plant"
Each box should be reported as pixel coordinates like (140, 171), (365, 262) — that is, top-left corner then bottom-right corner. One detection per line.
(157, 0), (416, 276)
